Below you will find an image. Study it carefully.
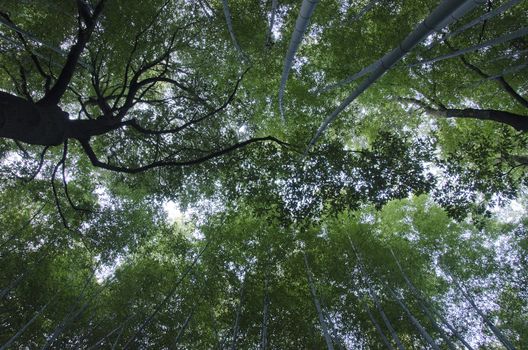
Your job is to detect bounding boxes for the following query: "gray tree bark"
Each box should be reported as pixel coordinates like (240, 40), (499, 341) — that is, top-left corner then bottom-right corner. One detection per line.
(303, 251), (335, 350)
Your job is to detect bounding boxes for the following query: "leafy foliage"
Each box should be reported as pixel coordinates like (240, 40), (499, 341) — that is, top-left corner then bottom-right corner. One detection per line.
(0, 0), (527, 348)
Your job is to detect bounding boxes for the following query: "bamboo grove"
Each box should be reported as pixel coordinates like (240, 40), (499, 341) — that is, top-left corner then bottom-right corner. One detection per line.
(0, 0), (527, 349)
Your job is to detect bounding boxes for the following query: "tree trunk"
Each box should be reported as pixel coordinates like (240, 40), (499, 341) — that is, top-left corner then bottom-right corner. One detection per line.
(278, 0), (319, 120)
(41, 273), (106, 350)
(443, 107), (528, 132)
(389, 249), (471, 350)
(0, 271), (27, 300)
(363, 301), (394, 350)
(172, 309), (194, 348)
(221, 0), (246, 60)
(420, 302), (458, 350)
(0, 203), (46, 251)
(320, 297), (342, 348)
(1, 251), (50, 300)
(414, 27), (528, 68)
(111, 318), (130, 350)
(348, 237), (405, 350)
(0, 91), (127, 146)
(402, 97), (528, 131)
(209, 308), (223, 350)
(307, 0), (486, 150)
(122, 243), (208, 349)
(303, 251), (335, 350)
(351, 0), (380, 21)
(264, 0), (278, 48)
(86, 316), (132, 350)
(230, 273), (246, 350)
(389, 288), (440, 350)
(0, 303), (48, 350)
(450, 273), (516, 350)
(0, 92), (67, 146)
(260, 272), (270, 350)
(443, 0), (523, 41)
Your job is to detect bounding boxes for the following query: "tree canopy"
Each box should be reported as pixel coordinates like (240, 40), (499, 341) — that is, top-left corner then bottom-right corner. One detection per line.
(0, 0), (527, 348)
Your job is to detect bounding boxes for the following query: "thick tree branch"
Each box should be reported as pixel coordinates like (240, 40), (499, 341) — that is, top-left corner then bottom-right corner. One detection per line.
(90, 50), (114, 117)
(401, 97), (528, 131)
(461, 56), (528, 109)
(114, 33), (177, 120)
(122, 69), (247, 135)
(66, 118), (126, 140)
(79, 136), (288, 173)
(445, 41), (528, 109)
(18, 65), (32, 101)
(37, 0), (105, 106)
(24, 146), (49, 183)
(61, 146), (92, 213)
(0, 12), (53, 91)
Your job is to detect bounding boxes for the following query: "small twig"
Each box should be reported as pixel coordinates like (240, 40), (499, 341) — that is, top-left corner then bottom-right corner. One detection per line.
(14, 140), (30, 158)
(24, 146), (50, 183)
(61, 143), (92, 214)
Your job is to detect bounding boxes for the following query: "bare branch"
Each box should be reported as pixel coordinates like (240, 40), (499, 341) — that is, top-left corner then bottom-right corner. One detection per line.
(24, 146), (50, 183)
(61, 145), (92, 213)
(115, 33), (178, 119)
(400, 97), (528, 131)
(79, 136), (288, 174)
(90, 49), (114, 116)
(0, 12), (53, 91)
(123, 69), (248, 135)
(1, 63), (25, 98)
(456, 53), (528, 109)
(38, 0), (106, 106)
(419, 38), (528, 109)
(18, 65), (32, 101)
(51, 141), (70, 229)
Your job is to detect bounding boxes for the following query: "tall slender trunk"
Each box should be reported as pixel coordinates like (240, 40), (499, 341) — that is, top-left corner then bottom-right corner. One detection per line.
(221, 0), (246, 60)
(307, 0), (486, 151)
(278, 0), (319, 120)
(172, 308), (194, 348)
(0, 302), (48, 350)
(429, 306), (474, 350)
(469, 63), (528, 89)
(348, 237), (405, 350)
(210, 308), (223, 350)
(1, 250), (51, 299)
(389, 288), (440, 350)
(86, 316), (132, 350)
(122, 243), (208, 349)
(110, 317), (130, 350)
(367, 287), (405, 350)
(260, 272), (270, 350)
(449, 273), (516, 350)
(389, 249), (471, 350)
(0, 272), (27, 300)
(41, 274), (108, 350)
(350, 0), (380, 22)
(413, 27), (528, 68)
(264, 0), (278, 49)
(230, 272), (246, 350)
(303, 251), (335, 350)
(320, 297), (342, 347)
(443, 0), (523, 41)
(0, 203), (46, 251)
(40, 296), (91, 349)
(363, 301), (394, 350)
(419, 302), (458, 350)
